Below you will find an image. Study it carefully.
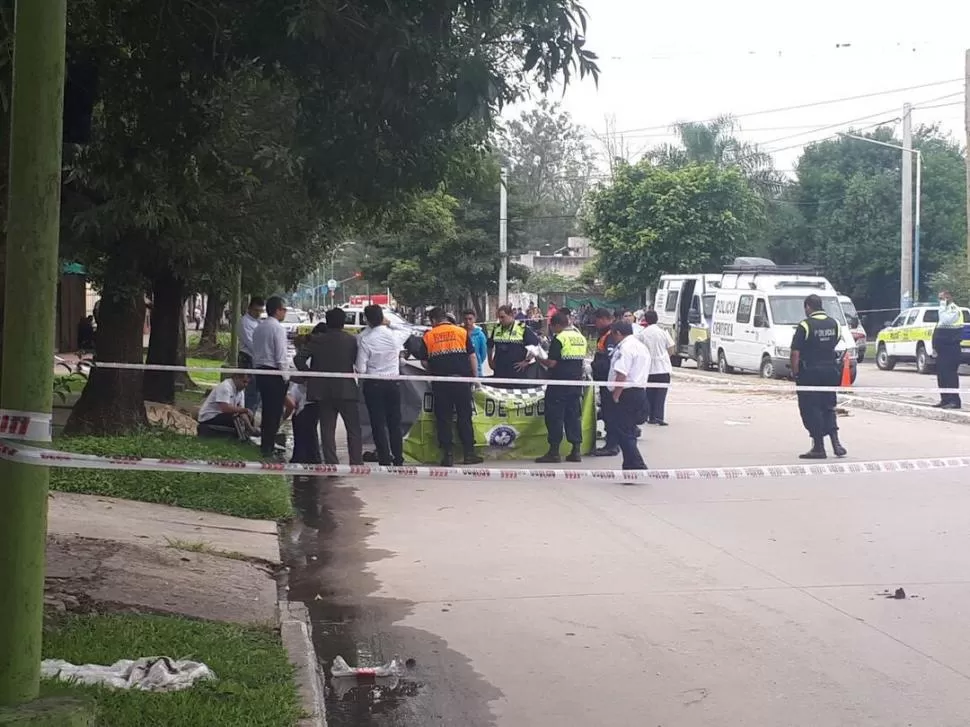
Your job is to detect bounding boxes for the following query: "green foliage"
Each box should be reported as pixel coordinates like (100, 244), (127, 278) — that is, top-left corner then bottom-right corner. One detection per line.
(759, 125), (967, 310)
(931, 259), (970, 305)
(185, 357), (224, 386)
(50, 432), (291, 520)
(584, 161), (764, 293)
(524, 270), (588, 294)
(42, 614), (301, 727)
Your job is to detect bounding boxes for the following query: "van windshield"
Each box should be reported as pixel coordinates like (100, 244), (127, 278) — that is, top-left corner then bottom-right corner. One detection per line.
(769, 296), (846, 326)
(702, 295), (715, 319)
(841, 299), (858, 319)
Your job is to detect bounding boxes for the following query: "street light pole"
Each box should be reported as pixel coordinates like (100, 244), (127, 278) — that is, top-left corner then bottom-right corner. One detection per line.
(839, 132), (923, 304)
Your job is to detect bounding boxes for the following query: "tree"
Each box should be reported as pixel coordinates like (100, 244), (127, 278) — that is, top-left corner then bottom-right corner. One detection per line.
(56, 0), (598, 433)
(583, 161), (764, 295)
(494, 99), (597, 252)
(760, 125), (967, 312)
(523, 270), (588, 294)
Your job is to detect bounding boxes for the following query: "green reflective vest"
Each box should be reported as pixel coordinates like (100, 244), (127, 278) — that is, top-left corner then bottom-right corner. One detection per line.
(555, 328), (587, 359)
(492, 322), (526, 343)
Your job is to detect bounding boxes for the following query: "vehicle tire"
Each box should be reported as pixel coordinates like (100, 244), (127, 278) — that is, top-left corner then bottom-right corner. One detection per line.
(915, 343), (935, 375)
(875, 343), (896, 371)
(696, 344), (711, 371)
(759, 355), (775, 379)
(670, 355), (683, 368)
(717, 349), (734, 374)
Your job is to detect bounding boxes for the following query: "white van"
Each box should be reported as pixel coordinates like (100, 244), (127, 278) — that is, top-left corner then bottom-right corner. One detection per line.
(654, 274), (721, 369)
(708, 260), (857, 380)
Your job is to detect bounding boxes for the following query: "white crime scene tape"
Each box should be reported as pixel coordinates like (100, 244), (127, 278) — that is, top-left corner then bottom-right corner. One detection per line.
(1, 441), (968, 482)
(0, 409), (52, 442)
(91, 362), (969, 396)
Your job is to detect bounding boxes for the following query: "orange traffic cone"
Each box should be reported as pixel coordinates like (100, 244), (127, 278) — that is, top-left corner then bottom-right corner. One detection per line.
(840, 354), (853, 388)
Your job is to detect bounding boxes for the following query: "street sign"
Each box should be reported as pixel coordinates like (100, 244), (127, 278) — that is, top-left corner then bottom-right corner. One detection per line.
(327, 278), (338, 291)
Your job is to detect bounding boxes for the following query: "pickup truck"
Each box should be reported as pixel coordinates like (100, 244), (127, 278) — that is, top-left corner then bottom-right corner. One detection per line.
(874, 305), (970, 373)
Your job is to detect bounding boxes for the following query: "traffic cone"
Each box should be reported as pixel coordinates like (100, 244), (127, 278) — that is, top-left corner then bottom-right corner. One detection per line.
(840, 354), (852, 388)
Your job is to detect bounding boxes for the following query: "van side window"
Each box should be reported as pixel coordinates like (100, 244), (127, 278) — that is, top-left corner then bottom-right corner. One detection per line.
(923, 309), (939, 324)
(736, 295), (753, 324)
(754, 299), (769, 327)
(904, 309), (919, 326)
(665, 291), (679, 313)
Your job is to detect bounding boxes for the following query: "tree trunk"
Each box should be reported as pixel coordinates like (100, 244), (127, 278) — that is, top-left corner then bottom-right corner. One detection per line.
(143, 272), (184, 404)
(199, 285), (224, 349)
(64, 291), (148, 435)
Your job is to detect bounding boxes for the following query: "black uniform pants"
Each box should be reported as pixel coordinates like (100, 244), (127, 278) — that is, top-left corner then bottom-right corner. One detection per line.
(646, 373), (670, 423)
(796, 366), (840, 440)
(432, 381), (475, 455)
(545, 387), (583, 449)
(363, 380), (404, 465)
(615, 388), (648, 470)
(291, 402), (322, 464)
(255, 368), (286, 455)
(935, 338), (962, 408)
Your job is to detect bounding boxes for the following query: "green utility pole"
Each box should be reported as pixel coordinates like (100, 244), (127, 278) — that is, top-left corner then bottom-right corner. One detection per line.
(0, 0), (68, 706)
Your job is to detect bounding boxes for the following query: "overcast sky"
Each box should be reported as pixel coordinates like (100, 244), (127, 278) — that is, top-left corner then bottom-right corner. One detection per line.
(510, 0), (969, 171)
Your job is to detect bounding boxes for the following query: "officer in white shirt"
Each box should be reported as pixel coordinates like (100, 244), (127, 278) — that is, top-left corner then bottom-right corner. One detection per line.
(251, 295), (289, 457)
(608, 321), (651, 471)
(356, 304), (411, 466)
(933, 289), (963, 409)
(197, 373), (256, 439)
(235, 296), (265, 411)
(636, 310), (676, 426)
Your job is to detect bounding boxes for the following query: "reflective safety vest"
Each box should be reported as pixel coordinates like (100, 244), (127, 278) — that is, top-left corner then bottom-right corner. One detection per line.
(492, 322), (526, 343)
(423, 323), (470, 358)
(555, 328), (588, 359)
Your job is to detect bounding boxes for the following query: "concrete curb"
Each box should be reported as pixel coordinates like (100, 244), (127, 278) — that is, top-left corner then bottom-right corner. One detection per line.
(839, 394), (970, 424)
(278, 598), (327, 727)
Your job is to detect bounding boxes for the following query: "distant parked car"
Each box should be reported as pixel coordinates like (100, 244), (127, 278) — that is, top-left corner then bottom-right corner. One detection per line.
(281, 309), (310, 339)
(874, 304), (970, 373)
(838, 294), (867, 363)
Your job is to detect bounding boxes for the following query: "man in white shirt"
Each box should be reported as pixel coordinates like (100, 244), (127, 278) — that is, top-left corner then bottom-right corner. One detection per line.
(251, 295), (289, 457)
(933, 289), (963, 410)
(356, 304), (410, 466)
(637, 310), (676, 426)
(236, 296), (265, 412)
(609, 321), (651, 471)
(197, 373), (256, 439)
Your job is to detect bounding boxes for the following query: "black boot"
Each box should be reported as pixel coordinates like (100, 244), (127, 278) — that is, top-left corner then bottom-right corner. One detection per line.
(829, 432), (847, 458)
(440, 450), (454, 467)
(463, 452), (484, 465)
(799, 438), (827, 460)
(535, 449), (562, 464)
(593, 446), (619, 457)
(566, 445), (582, 463)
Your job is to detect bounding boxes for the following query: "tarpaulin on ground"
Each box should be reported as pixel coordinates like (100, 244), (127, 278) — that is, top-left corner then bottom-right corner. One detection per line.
(359, 363), (597, 463)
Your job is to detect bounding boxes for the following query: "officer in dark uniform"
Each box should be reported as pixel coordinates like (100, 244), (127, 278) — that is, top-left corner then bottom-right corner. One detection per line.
(590, 308), (619, 456)
(488, 304), (541, 381)
(790, 294), (847, 459)
(535, 310), (587, 463)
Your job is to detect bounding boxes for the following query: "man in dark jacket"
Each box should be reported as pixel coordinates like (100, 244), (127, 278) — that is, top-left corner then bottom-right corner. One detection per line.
(294, 309), (363, 465)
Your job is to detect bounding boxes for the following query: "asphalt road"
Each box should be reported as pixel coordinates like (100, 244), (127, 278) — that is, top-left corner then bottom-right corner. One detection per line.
(288, 384), (970, 726)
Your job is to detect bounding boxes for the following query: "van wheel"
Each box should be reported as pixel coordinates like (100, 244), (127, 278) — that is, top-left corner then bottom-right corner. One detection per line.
(670, 355), (683, 368)
(916, 343), (935, 374)
(875, 343), (896, 371)
(759, 356), (775, 379)
(717, 349), (734, 374)
(696, 345), (711, 371)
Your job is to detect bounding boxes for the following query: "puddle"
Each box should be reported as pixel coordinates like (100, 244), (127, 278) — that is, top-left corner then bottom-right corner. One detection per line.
(282, 475), (501, 726)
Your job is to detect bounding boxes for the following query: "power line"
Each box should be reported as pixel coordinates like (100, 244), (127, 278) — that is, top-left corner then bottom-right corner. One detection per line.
(593, 77), (962, 137)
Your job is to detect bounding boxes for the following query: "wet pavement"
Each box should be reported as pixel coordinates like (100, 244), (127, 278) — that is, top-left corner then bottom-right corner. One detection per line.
(279, 386), (970, 726)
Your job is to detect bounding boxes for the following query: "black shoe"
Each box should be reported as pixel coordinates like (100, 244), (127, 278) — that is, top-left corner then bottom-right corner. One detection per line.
(654, 420), (668, 427)
(593, 447), (619, 457)
(392, 459), (405, 467)
(799, 438), (827, 460)
(535, 451), (562, 464)
(566, 447), (582, 463)
(440, 452), (454, 467)
(830, 434), (847, 458)
(942, 403), (962, 410)
(463, 454), (485, 465)
(635, 427), (642, 437)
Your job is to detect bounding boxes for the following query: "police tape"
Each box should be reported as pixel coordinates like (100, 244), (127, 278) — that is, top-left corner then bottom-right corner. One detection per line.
(1, 441), (968, 482)
(89, 361), (970, 395)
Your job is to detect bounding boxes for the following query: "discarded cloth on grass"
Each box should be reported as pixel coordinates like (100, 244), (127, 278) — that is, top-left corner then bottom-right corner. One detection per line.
(41, 656), (216, 691)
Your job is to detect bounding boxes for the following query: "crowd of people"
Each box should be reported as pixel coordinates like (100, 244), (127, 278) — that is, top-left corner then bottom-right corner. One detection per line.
(196, 296), (680, 472)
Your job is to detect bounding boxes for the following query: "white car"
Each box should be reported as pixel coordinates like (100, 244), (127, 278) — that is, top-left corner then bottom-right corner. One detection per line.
(281, 309), (310, 339)
(838, 294), (867, 363)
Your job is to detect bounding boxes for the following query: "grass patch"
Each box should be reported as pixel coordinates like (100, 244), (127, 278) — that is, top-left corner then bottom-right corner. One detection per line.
(41, 613), (303, 727)
(50, 431), (291, 520)
(164, 537), (250, 562)
(186, 357), (225, 386)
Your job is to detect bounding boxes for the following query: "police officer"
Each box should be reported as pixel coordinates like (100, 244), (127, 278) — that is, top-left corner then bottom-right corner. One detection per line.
(932, 289), (963, 410)
(421, 307), (485, 467)
(790, 294), (847, 459)
(590, 308), (619, 456)
(488, 304), (541, 381)
(535, 310), (587, 463)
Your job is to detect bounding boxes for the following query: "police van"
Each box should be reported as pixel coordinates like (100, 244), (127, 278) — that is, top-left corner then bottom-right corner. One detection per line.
(707, 259), (857, 380)
(653, 273), (721, 369)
